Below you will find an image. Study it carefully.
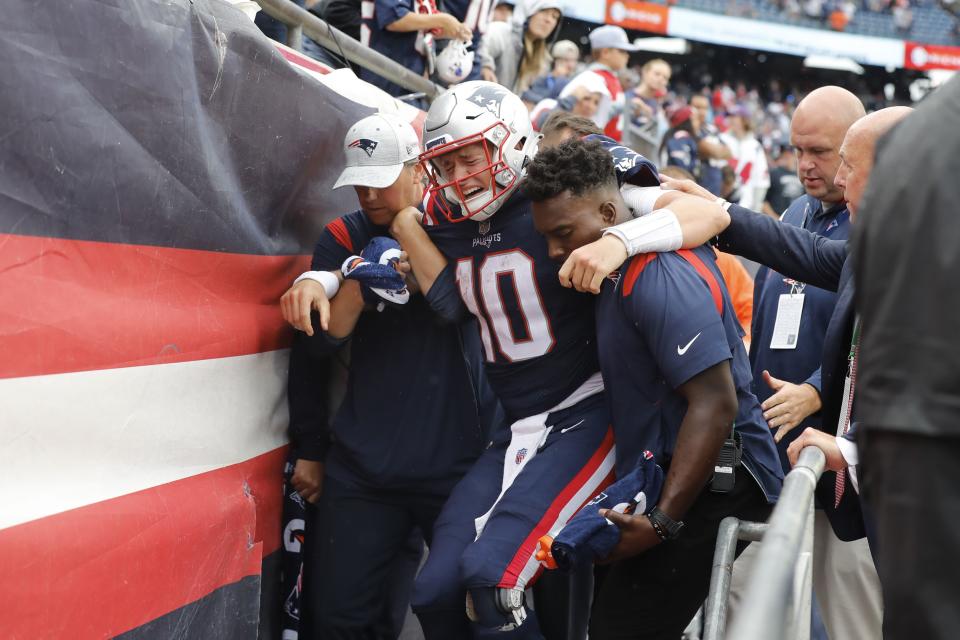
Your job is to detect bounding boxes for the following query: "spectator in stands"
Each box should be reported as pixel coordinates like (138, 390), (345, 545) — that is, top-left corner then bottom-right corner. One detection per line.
(255, 0), (334, 66)
(720, 165), (741, 203)
(478, 0), (563, 95)
(529, 76), (607, 131)
(829, 6), (851, 30)
(720, 106), (770, 211)
(323, 0), (361, 40)
(893, 0), (914, 31)
(538, 110), (604, 148)
(360, 0), (472, 102)
(762, 145), (804, 218)
(561, 25), (642, 142)
(691, 94), (733, 196)
(661, 104), (701, 177)
(493, 0), (514, 22)
(626, 58), (672, 160)
(522, 39), (581, 108)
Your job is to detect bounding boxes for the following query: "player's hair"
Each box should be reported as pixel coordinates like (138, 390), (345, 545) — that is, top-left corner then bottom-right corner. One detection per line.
(540, 111), (602, 140)
(523, 138), (616, 202)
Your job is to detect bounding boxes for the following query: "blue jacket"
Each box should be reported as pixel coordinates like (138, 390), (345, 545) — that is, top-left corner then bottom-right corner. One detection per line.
(718, 204), (865, 541)
(750, 195), (850, 472)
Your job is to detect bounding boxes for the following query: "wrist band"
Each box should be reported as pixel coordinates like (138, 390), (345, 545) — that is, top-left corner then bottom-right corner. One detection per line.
(602, 208), (683, 257)
(293, 270), (340, 299)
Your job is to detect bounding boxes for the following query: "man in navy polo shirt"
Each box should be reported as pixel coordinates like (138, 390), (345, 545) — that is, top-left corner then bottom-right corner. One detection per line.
(526, 137), (782, 639)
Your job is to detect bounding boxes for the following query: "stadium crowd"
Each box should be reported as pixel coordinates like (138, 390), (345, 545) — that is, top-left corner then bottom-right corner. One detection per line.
(251, 2), (956, 639)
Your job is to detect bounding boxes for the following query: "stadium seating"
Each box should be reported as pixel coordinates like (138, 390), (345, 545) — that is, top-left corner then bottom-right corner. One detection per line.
(649, 0), (960, 45)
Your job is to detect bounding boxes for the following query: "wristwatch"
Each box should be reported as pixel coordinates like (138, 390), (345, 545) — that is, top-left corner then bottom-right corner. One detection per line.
(647, 507), (685, 541)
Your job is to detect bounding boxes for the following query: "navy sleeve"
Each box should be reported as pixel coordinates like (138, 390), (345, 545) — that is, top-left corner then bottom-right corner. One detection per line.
(804, 367), (823, 394)
(424, 263), (469, 324)
(629, 256), (733, 389)
(311, 216), (361, 271)
(585, 134), (660, 188)
(287, 333), (332, 461)
(375, 0), (413, 29)
(717, 204), (848, 292)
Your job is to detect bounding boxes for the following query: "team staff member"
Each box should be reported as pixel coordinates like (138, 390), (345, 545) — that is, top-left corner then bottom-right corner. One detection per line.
(280, 113), (498, 638)
(525, 138), (782, 639)
(736, 85), (865, 640)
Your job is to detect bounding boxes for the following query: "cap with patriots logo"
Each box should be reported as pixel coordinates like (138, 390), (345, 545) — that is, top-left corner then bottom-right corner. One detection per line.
(333, 112), (422, 190)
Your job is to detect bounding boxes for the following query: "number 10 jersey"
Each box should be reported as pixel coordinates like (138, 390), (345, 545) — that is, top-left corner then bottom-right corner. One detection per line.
(425, 192), (600, 422)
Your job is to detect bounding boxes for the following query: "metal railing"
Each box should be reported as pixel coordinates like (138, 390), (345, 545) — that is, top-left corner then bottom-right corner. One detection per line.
(702, 446), (826, 640)
(253, 0), (443, 100)
(702, 519), (768, 639)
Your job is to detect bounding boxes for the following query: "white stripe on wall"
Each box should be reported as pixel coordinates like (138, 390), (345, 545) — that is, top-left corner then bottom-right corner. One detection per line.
(0, 350), (290, 531)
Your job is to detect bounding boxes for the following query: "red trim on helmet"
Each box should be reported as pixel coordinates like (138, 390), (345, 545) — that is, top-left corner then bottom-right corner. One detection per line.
(419, 122), (518, 223)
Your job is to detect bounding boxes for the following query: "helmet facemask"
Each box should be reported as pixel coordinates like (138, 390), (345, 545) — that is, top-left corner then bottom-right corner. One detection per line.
(420, 81), (540, 223)
(420, 122), (522, 223)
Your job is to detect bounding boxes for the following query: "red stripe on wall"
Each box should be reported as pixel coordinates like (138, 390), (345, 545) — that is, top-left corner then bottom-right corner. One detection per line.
(0, 233), (309, 379)
(0, 447), (286, 639)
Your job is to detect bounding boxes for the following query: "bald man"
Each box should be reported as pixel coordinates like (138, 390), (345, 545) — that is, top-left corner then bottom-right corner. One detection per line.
(728, 86), (866, 640)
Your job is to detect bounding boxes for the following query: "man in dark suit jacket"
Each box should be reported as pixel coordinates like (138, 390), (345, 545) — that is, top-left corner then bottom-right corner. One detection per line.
(852, 75), (960, 640)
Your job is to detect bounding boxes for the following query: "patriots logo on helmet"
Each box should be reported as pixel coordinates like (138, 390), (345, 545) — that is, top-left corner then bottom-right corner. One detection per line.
(515, 448), (528, 465)
(467, 85), (510, 117)
(348, 138), (378, 157)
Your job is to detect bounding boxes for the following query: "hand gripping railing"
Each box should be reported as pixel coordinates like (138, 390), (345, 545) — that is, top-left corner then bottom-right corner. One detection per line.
(702, 446), (826, 640)
(253, 0), (443, 100)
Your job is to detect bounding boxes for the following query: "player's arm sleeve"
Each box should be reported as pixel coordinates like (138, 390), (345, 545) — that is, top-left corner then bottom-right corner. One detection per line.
(716, 204), (847, 291)
(311, 220), (356, 272)
(424, 262), (469, 324)
(804, 366), (823, 395)
(629, 257), (733, 389)
(375, 0), (412, 29)
(287, 333), (332, 461)
(304, 218), (363, 352)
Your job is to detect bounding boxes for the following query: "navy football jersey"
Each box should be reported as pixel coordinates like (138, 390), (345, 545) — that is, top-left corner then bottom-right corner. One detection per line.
(426, 192), (600, 421)
(595, 245), (782, 502)
(291, 210), (498, 493)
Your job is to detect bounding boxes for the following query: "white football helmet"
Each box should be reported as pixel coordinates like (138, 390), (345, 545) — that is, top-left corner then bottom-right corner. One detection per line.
(420, 81), (539, 223)
(436, 39), (474, 85)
